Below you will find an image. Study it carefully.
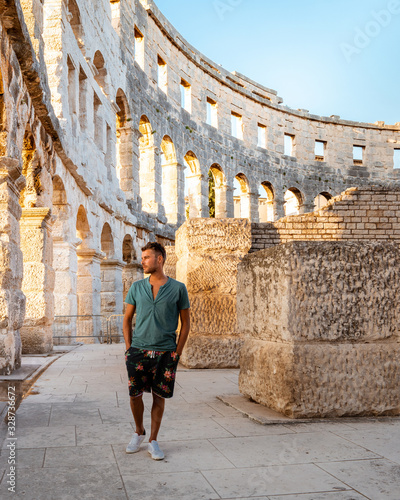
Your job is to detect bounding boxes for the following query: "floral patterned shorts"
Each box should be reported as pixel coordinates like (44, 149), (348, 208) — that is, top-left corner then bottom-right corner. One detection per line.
(125, 347), (180, 399)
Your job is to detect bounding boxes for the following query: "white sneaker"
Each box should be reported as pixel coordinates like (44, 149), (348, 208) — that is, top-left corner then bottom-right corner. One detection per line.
(148, 440), (164, 460)
(126, 430), (146, 454)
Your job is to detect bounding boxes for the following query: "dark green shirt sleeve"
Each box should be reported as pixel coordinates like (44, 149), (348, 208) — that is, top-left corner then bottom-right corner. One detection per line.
(125, 283), (136, 305)
(178, 283), (190, 310)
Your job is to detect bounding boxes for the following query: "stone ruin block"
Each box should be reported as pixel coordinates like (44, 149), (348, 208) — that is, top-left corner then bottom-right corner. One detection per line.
(238, 241), (400, 418)
(176, 218), (252, 368)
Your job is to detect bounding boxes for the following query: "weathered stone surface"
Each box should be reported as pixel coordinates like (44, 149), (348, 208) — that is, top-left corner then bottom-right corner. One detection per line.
(181, 335), (245, 369)
(238, 241), (400, 343)
(238, 241), (400, 417)
(239, 339), (400, 418)
(176, 219), (251, 368)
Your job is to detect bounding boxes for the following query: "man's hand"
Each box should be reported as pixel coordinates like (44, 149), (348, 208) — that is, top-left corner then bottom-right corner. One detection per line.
(176, 308), (190, 357)
(123, 304), (136, 352)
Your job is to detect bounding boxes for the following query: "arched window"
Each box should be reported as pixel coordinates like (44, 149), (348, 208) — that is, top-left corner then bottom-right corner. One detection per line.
(123, 235), (137, 264)
(160, 136), (178, 223)
(76, 205), (90, 244)
(259, 182), (275, 222)
(116, 89), (134, 196)
(284, 188), (303, 216)
(234, 173), (250, 218)
(93, 51), (108, 93)
(209, 164), (226, 218)
(314, 192), (332, 211)
(101, 223), (114, 259)
(184, 151), (201, 219)
(20, 129), (40, 208)
(67, 0), (84, 49)
(139, 116), (156, 213)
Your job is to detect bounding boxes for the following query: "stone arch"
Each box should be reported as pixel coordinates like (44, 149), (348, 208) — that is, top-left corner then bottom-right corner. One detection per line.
(160, 135), (179, 223)
(259, 181), (275, 222)
(93, 50), (108, 93)
(67, 0), (84, 49)
(20, 128), (40, 208)
(52, 175), (69, 236)
(209, 164), (227, 218)
(234, 172), (250, 218)
(284, 187), (303, 216)
(100, 222), (123, 319)
(314, 191), (333, 211)
(116, 88), (134, 196)
(101, 222), (114, 259)
(52, 175), (77, 334)
(139, 115), (154, 148)
(19, 128), (53, 354)
(122, 234), (136, 264)
(52, 175), (67, 206)
(122, 234), (142, 312)
(139, 115), (157, 214)
(76, 204), (90, 245)
(184, 150), (204, 218)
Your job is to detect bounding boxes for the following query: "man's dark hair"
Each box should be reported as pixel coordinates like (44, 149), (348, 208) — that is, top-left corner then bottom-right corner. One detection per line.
(141, 242), (167, 262)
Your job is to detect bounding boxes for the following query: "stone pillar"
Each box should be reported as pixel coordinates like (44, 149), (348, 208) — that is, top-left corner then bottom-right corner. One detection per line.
(176, 218), (252, 368)
(300, 201), (316, 214)
(122, 262), (143, 312)
(117, 125), (134, 196)
(52, 239), (79, 344)
(239, 191), (259, 222)
(20, 208), (55, 354)
(176, 163), (186, 226)
(161, 160), (179, 224)
(187, 172), (204, 218)
(139, 145), (159, 215)
(76, 249), (103, 343)
(214, 183), (227, 218)
(225, 185), (235, 218)
(53, 240), (78, 316)
(0, 158), (26, 374)
(238, 241), (400, 418)
(274, 197), (285, 220)
(100, 259), (126, 316)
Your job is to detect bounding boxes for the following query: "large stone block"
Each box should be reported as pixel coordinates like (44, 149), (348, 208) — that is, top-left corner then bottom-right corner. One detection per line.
(238, 241), (400, 417)
(181, 335), (245, 369)
(239, 338), (400, 418)
(176, 219), (252, 368)
(238, 241), (400, 343)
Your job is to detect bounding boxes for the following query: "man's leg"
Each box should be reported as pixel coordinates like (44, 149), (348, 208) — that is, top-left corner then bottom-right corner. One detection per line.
(130, 394), (145, 435)
(149, 392), (165, 442)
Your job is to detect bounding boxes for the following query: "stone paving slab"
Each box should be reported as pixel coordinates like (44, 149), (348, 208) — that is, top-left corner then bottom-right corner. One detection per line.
(0, 344), (399, 500)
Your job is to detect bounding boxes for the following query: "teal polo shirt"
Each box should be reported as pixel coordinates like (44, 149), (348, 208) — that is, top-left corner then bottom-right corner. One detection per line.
(125, 277), (190, 351)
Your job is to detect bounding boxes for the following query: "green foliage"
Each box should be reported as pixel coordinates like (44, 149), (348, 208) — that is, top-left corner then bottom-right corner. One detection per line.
(208, 170), (215, 218)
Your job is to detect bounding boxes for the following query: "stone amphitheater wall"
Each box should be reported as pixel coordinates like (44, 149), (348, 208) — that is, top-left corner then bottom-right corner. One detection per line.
(0, 0), (399, 371)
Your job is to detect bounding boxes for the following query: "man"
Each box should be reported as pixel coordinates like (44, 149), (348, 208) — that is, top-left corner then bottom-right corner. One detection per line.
(123, 242), (190, 460)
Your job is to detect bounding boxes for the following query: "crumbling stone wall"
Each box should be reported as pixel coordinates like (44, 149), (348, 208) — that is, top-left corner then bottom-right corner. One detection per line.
(176, 218), (252, 368)
(251, 186), (400, 251)
(238, 241), (400, 418)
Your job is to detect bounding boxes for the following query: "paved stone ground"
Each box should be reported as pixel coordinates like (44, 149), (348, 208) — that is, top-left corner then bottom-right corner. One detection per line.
(0, 344), (399, 499)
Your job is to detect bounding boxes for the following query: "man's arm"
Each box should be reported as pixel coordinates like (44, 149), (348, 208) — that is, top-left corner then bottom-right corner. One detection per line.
(123, 304), (136, 351)
(176, 308), (190, 356)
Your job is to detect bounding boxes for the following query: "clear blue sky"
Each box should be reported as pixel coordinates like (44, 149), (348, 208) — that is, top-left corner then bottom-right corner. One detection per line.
(154, 0), (399, 125)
